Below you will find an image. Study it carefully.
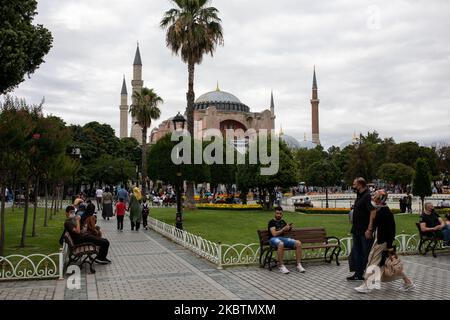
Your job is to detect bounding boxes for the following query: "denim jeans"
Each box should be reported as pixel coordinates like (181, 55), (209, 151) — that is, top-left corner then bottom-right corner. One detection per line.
(442, 225), (450, 243)
(351, 234), (374, 278)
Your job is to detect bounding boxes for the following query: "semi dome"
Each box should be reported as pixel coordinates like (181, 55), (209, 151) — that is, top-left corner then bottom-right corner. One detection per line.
(280, 134), (301, 149)
(193, 89), (250, 113)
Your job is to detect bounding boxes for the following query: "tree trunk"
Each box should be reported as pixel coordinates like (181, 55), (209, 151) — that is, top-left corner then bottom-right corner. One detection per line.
(240, 188), (248, 205)
(421, 196), (425, 214)
(32, 175), (40, 237)
(184, 62), (196, 209)
(269, 189), (276, 210)
(59, 185), (64, 210)
(325, 187), (329, 208)
(49, 187), (54, 220)
(53, 186), (59, 217)
(187, 62), (195, 136)
(142, 126), (147, 195)
(0, 184), (6, 257)
(44, 181), (48, 227)
(20, 179), (30, 248)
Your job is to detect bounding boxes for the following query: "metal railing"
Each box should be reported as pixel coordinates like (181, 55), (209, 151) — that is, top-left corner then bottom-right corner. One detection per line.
(0, 251), (64, 281)
(149, 217), (423, 269)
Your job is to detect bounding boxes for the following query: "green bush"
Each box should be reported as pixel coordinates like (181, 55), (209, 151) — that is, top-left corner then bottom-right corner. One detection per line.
(436, 208), (450, 216)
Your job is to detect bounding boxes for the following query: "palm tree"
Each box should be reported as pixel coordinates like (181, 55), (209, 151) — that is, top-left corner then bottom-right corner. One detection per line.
(130, 88), (163, 194)
(161, 0), (224, 206)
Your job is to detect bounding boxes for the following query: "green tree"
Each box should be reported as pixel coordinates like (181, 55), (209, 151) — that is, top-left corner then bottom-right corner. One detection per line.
(147, 134), (210, 186)
(118, 137), (141, 167)
(377, 163), (414, 191)
(295, 146), (327, 183)
(130, 87), (163, 194)
(305, 160), (340, 208)
(0, 0), (53, 94)
(161, 0), (224, 207)
(412, 158), (432, 213)
(236, 139), (298, 210)
(29, 115), (71, 236)
(344, 144), (375, 185)
(0, 96), (36, 255)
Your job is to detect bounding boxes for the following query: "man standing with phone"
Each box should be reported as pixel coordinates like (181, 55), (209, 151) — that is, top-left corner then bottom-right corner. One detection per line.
(347, 177), (376, 281)
(268, 207), (305, 274)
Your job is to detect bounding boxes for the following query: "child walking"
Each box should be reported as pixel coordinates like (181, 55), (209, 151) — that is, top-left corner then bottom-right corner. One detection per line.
(142, 198), (150, 230)
(115, 198), (126, 231)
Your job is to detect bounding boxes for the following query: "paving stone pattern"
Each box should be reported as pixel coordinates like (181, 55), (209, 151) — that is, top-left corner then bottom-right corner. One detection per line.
(0, 213), (449, 300)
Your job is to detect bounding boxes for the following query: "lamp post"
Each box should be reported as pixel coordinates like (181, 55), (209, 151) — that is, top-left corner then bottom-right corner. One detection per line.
(172, 112), (186, 230)
(70, 146), (82, 202)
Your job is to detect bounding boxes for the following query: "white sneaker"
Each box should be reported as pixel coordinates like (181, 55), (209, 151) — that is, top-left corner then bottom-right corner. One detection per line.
(296, 263), (306, 273)
(398, 282), (416, 292)
(278, 265), (289, 274)
(354, 283), (372, 294)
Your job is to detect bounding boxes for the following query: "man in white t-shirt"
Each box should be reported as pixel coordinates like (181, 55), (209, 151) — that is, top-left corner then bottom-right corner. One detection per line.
(95, 188), (103, 211)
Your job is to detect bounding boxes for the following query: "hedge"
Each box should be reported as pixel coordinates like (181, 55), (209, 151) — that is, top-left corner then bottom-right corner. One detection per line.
(295, 208), (403, 215)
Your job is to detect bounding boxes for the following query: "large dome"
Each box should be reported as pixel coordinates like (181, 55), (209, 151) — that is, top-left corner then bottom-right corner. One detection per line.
(193, 89), (250, 113)
(196, 90), (241, 104)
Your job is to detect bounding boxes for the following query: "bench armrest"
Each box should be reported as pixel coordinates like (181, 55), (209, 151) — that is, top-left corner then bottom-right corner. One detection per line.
(325, 236), (341, 245)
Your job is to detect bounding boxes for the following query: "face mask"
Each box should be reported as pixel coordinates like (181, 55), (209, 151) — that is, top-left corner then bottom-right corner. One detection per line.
(68, 212), (75, 218)
(352, 187), (358, 193)
(371, 201), (377, 208)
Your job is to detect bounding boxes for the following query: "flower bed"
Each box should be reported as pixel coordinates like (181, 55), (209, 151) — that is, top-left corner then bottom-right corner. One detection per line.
(295, 208), (403, 214)
(196, 203), (263, 210)
(436, 208), (450, 216)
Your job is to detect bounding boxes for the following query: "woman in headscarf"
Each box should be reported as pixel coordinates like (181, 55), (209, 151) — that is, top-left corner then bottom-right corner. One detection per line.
(102, 187), (114, 220)
(354, 190), (415, 293)
(129, 187), (142, 231)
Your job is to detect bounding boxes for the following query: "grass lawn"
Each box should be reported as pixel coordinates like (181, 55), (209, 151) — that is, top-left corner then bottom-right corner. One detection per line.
(2, 207), (66, 256)
(150, 208), (421, 245)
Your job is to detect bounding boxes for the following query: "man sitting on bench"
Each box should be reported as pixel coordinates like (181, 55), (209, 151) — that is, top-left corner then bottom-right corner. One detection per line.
(268, 206), (305, 274)
(420, 202), (450, 247)
(64, 215), (111, 265)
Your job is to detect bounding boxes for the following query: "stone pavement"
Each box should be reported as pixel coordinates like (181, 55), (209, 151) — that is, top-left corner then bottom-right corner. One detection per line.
(0, 215), (449, 300)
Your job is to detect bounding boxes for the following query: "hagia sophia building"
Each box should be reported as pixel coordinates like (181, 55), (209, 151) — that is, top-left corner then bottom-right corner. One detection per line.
(119, 44), (320, 149)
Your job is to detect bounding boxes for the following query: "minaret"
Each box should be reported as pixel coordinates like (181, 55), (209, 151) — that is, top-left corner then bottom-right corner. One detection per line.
(270, 91), (275, 116)
(311, 66), (320, 145)
(131, 43), (144, 144)
(119, 76), (128, 139)
(270, 91), (276, 129)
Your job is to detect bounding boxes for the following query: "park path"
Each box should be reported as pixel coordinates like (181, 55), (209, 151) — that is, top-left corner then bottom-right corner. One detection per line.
(0, 214), (449, 300)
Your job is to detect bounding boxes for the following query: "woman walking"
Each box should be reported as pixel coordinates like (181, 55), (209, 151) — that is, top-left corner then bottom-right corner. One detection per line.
(354, 190), (415, 293)
(129, 187), (142, 231)
(102, 187), (114, 220)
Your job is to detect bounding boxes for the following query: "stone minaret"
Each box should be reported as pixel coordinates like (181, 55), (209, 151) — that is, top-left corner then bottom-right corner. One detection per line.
(119, 76), (128, 139)
(131, 43), (143, 144)
(311, 66), (320, 145)
(270, 91), (276, 129)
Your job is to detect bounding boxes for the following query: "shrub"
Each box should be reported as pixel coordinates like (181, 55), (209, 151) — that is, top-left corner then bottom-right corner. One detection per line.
(196, 203), (263, 211)
(295, 208), (403, 214)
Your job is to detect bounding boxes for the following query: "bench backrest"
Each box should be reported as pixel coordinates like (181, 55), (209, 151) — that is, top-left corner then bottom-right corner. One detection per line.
(63, 231), (75, 249)
(257, 227), (328, 245)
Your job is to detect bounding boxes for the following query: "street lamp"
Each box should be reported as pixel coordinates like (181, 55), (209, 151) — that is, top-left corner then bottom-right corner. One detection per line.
(70, 146), (82, 202)
(172, 112), (186, 230)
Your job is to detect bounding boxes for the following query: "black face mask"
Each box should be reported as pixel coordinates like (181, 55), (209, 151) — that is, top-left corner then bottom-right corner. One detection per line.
(352, 187), (358, 193)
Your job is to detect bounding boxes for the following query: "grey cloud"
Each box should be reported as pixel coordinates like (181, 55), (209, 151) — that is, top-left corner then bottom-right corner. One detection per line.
(10, 0), (450, 149)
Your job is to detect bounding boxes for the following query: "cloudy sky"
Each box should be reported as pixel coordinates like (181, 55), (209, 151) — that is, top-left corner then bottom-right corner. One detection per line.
(11, 0), (450, 148)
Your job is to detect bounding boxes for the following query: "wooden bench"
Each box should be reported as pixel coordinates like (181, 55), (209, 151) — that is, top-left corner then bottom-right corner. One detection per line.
(257, 227), (341, 270)
(416, 222), (448, 258)
(62, 231), (99, 274)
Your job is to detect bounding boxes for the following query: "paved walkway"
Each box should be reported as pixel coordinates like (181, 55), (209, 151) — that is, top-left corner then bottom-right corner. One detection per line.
(1, 216), (449, 300)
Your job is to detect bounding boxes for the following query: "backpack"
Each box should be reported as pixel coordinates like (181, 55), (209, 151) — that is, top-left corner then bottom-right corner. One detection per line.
(142, 203), (149, 215)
